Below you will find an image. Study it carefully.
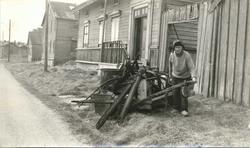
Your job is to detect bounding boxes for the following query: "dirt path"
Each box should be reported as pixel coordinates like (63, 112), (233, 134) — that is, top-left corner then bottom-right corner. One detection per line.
(0, 64), (83, 147)
(3, 62), (250, 146)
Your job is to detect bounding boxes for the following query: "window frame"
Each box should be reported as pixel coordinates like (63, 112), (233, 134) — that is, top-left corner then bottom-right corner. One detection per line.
(98, 20), (104, 44)
(82, 21), (90, 48)
(111, 17), (120, 41)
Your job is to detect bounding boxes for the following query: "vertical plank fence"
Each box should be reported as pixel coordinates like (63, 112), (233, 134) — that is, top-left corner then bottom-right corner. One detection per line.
(196, 0), (250, 107)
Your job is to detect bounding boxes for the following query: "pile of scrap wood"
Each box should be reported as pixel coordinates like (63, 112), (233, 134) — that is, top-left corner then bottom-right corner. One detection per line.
(72, 58), (196, 129)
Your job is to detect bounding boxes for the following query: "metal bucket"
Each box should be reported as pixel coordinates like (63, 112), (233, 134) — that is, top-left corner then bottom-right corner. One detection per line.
(92, 94), (112, 115)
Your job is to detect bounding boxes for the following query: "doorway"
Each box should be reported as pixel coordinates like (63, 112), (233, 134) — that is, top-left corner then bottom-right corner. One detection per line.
(133, 16), (147, 61)
(167, 21), (198, 63)
(161, 2), (199, 71)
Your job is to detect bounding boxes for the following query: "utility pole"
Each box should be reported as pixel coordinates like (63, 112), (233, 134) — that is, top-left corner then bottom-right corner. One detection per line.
(1, 32), (3, 41)
(100, 0), (107, 62)
(8, 20), (11, 62)
(0, 0), (2, 42)
(44, 0), (48, 71)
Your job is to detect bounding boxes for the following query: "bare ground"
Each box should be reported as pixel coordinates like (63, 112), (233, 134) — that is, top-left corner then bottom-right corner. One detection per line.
(3, 61), (250, 147)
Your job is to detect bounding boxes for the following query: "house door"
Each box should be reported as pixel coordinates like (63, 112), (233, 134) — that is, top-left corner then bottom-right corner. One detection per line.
(134, 16), (147, 61)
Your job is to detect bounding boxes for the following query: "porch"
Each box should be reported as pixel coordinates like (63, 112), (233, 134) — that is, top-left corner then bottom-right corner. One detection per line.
(75, 41), (128, 69)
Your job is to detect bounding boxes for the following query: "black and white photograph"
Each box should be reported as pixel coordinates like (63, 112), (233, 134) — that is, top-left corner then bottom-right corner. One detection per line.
(0, 0), (250, 147)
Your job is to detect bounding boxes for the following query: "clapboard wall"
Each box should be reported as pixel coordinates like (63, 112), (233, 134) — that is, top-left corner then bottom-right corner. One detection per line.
(168, 22), (198, 50)
(196, 0), (250, 107)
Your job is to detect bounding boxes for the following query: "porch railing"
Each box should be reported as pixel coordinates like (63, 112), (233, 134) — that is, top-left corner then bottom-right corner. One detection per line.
(101, 41), (127, 64)
(76, 47), (100, 62)
(76, 41), (127, 64)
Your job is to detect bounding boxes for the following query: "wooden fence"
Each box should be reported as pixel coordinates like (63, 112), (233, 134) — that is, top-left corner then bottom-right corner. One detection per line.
(196, 0), (250, 107)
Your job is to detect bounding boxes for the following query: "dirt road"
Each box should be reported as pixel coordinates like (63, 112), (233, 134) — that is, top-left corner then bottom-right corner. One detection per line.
(0, 64), (82, 147)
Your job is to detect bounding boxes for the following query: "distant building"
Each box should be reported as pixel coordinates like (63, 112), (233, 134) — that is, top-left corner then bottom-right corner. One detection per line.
(27, 28), (43, 62)
(0, 42), (28, 62)
(41, 1), (78, 66)
(0, 42), (20, 58)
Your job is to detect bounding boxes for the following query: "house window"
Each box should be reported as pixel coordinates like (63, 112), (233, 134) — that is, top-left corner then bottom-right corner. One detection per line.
(98, 21), (104, 44)
(111, 17), (119, 41)
(83, 24), (89, 48)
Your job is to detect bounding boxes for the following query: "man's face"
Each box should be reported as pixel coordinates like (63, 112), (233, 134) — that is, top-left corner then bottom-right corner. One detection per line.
(175, 45), (183, 54)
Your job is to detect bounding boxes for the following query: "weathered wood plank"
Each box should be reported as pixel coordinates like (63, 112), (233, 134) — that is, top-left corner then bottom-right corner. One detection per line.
(242, 0), (250, 107)
(225, 0), (239, 102)
(198, 2), (208, 93)
(159, 12), (168, 71)
(214, 4), (222, 98)
(195, 2), (205, 93)
(233, 0), (248, 105)
(202, 5), (214, 97)
(168, 31), (198, 38)
(209, 7), (220, 97)
(168, 35), (198, 41)
(217, 0), (230, 100)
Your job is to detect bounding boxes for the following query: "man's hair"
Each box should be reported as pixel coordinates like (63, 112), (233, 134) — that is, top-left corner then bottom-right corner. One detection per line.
(173, 40), (185, 50)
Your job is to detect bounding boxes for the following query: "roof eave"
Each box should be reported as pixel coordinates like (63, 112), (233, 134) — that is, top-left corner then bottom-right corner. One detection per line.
(55, 16), (77, 21)
(73, 0), (102, 13)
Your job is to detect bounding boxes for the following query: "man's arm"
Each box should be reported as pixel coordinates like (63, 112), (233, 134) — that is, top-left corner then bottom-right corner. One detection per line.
(169, 53), (173, 78)
(186, 53), (196, 81)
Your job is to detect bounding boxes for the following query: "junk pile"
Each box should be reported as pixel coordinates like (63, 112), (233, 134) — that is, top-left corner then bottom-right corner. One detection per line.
(72, 56), (196, 129)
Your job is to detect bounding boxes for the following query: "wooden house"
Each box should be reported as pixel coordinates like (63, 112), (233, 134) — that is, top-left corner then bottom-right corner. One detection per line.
(74, 0), (199, 66)
(41, 1), (78, 66)
(74, 0), (250, 107)
(74, 0), (132, 68)
(27, 28), (43, 62)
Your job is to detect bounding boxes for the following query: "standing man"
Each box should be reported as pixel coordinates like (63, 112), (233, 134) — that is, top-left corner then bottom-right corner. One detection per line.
(169, 40), (196, 116)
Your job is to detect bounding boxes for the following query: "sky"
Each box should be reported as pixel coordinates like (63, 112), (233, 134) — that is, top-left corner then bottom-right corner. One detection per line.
(0, 0), (86, 43)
